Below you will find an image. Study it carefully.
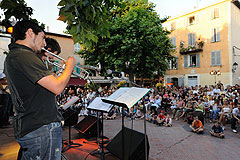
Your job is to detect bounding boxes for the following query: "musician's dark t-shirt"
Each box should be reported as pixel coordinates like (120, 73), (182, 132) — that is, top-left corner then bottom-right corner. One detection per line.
(5, 43), (63, 138)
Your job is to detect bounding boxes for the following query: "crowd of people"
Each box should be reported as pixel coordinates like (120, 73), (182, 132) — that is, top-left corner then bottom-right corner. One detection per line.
(57, 80), (240, 139)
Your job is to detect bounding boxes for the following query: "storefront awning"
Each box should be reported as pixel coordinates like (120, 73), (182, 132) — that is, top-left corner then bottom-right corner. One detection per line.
(67, 77), (87, 86)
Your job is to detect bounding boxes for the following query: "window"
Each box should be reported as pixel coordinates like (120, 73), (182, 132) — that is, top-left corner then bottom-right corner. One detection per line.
(188, 33), (196, 46)
(184, 53), (200, 68)
(188, 16), (195, 25)
(168, 57), (178, 70)
(211, 8), (219, 19)
(211, 51), (221, 66)
(74, 43), (81, 53)
(171, 37), (176, 49)
(211, 28), (221, 43)
(171, 22), (176, 31)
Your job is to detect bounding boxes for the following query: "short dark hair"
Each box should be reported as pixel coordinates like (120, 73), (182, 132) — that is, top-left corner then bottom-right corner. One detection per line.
(13, 20), (44, 42)
(44, 38), (61, 55)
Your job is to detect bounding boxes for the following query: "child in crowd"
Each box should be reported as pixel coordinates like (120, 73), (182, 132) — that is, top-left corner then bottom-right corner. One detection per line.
(164, 114), (172, 127)
(189, 116), (204, 134)
(156, 111), (165, 126)
(209, 122), (225, 138)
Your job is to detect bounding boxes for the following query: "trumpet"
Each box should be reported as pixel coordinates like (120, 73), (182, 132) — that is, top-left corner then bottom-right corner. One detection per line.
(42, 48), (89, 80)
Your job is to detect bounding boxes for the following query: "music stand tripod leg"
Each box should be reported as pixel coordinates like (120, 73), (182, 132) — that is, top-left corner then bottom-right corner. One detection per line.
(62, 125), (82, 153)
(91, 111), (110, 160)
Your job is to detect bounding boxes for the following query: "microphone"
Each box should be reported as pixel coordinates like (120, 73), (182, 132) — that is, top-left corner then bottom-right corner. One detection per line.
(62, 96), (79, 110)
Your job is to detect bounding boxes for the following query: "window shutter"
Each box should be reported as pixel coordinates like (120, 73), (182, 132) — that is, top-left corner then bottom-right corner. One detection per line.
(188, 33), (192, 46)
(215, 8), (219, 18)
(216, 51), (221, 65)
(192, 33), (196, 46)
(196, 53), (200, 67)
(171, 37), (176, 48)
(211, 51), (216, 66)
(211, 28), (215, 42)
(211, 8), (214, 19)
(184, 55), (188, 68)
(176, 57), (178, 69)
(216, 27), (221, 42)
(178, 77), (184, 87)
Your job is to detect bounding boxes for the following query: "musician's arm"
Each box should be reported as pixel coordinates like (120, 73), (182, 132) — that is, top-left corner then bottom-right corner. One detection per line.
(38, 57), (75, 95)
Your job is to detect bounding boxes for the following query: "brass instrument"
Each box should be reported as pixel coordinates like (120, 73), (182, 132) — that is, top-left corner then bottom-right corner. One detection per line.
(42, 48), (89, 80)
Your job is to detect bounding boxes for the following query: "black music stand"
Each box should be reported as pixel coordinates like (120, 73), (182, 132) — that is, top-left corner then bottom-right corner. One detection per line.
(86, 97), (114, 160)
(61, 96), (82, 153)
(102, 87), (150, 160)
(62, 109), (82, 153)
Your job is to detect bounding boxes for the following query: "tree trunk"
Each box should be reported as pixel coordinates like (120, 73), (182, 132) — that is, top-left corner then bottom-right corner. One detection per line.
(129, 73), (135, 87)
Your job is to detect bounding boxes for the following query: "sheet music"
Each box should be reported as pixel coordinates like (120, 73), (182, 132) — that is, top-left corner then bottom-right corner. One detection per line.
(87, 97), (113, 112)
(105, 87), (150, 108)
(62, 96), (79, 110)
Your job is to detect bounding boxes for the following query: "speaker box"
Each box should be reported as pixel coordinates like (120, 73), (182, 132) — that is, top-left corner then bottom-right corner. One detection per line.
(74, 115), (100, 137)
(106, 127), (150, 160)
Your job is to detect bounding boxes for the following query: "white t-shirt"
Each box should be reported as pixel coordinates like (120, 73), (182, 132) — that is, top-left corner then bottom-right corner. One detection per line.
(232, 108), (240, 116)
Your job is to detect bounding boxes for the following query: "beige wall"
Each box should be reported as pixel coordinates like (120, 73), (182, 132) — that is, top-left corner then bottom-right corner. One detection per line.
(231, 2), (240, 85)
(163, 0), (234, 86)
(46, 34), (84, 65)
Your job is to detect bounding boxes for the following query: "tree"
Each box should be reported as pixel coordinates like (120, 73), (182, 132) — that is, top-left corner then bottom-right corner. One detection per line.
(57, 0), (148, 48)
(0, 0), (44, 29)
(80, 1), (175, 84)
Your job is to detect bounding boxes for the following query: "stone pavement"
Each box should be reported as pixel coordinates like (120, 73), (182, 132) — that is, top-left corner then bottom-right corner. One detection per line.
(1, 116), (240, 160)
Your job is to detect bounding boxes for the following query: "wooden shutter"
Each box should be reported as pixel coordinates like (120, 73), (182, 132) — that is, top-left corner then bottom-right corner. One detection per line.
(178, 77), (184, 87)
(196, 53), (200, 67)
(216, 51), (221, 65)
(216, 27), (221, 42)
(192, 33), (196, 46)
(176, 57), (178, 69)
(211, 28), (215, 42)
(211, 51), (216, 66)
(184, 55), (188, 68)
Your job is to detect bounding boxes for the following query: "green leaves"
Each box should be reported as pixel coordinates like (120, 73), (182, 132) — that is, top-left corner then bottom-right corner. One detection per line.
(79, 1), (174, 81)
(58, 0), (122, 48)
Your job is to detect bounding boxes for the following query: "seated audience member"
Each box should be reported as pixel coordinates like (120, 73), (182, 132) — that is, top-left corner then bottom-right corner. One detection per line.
(219, 99), (232, 130)
(164, 114), (172, 127)
(231, 103), (240, 133)
(210, 99), (221, 123)
(156, 111), (166, 126)
(189, 116), (204, 134)
(209, 122), (224, 138)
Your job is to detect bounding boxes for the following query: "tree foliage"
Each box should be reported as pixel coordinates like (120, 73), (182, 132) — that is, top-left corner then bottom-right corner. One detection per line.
(80, 1), (174, 82)
(57, 0), (148, 48)
(0, 0), (44, 28)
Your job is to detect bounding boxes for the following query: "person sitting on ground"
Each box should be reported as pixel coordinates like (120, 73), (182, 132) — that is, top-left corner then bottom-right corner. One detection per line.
(209, 122), (225, 138)
(189, 115), (204, 134)
(164, 114), (172, 127)
(231, 103), (240, 133)
(156, 111), (166, 126)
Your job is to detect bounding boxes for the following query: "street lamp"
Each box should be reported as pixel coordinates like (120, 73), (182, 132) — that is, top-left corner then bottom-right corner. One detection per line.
(210, 70), (221, 85)
(232, 62), (238, 73)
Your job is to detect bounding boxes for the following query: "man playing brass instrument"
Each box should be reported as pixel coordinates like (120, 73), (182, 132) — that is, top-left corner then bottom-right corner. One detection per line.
(4, 20), (76, 160)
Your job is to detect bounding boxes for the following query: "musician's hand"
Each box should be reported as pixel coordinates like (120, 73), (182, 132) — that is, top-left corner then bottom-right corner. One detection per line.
(65, 57), (76, 70)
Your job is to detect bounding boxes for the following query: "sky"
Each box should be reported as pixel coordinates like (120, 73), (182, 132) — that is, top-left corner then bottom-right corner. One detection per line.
(1, 0), (222, 34)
